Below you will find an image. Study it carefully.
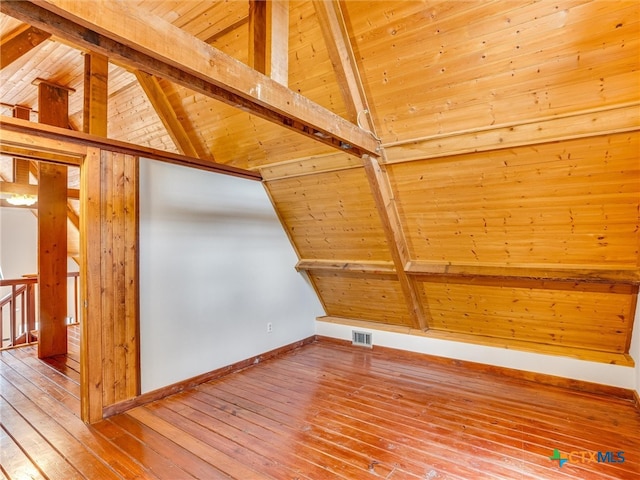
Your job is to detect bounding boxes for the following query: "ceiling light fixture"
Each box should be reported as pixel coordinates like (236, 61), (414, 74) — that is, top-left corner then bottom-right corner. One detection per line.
(5, 194), (37, 206)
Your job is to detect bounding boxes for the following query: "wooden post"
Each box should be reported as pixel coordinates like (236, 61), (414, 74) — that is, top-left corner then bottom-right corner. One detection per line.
(83, 53), (108, 136)
(35, 79), (73, 358)
(81, 53), (109, 423)
(249, 0), (289, 85)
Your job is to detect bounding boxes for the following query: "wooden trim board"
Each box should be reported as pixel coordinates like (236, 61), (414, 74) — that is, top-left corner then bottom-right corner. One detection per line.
(0, 116), (260, 179)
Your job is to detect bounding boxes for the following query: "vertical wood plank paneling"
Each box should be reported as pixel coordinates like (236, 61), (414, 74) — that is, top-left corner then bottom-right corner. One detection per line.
(80, 147), (104, 423)
(99, 151), (139, 410)
(123, 155), (140, 399)
(112, 152), (126, 404)
(100, 150), (115, 408)
(81, 148), (139, 422)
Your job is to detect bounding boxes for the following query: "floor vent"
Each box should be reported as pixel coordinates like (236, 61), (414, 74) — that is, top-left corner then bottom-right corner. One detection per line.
(352, 331), (372, 348)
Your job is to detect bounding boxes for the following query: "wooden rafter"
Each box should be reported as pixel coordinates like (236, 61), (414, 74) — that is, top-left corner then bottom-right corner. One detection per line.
(66, 202), (79, 230)
(134, 70), (206, 160)
(0, 23), (51, 69)
(313, 0), (372, 129)
(203, 17), (249, 45)
(0, 0), (378, 158)
(363, 155), (430, 330)
(313, 1), (426, 329)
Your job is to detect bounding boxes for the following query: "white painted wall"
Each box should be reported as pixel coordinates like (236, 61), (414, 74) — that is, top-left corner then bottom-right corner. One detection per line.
(1, 208), (38, 343)
(317, 319), (640, 394)
(0, 208), (38, 279)
(0, 207), (79, 342)
(138, 159), (324, 393)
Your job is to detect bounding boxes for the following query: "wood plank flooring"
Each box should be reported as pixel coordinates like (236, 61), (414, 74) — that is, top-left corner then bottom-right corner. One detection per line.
(1, 337), (639, 479)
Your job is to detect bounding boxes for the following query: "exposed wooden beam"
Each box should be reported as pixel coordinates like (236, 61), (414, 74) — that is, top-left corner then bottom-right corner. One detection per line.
(383, 102), (640, 164)
(0, 142), (84, 165)
(0, 180), (79, 199)
(249, 0), (289, 86)
(66, 202), (79, 230)
(363, 155), (429, 331)
(313, 0), (372, 130)
(296, 259), (396, 276)
(259, 150), (363, 181)
(1, 116), (261, 180)
(0, 23), (51, 69)
(0, 0), (378, 158)
(406, 260), (640, 286)
(134, 70), (204, 159)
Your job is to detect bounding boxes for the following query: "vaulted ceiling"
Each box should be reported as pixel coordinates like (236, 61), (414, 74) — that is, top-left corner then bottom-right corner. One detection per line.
(1, 1), (638, 366)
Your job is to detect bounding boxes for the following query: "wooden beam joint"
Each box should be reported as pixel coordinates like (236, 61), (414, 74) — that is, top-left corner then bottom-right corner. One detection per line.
(0, 0), (378, 157)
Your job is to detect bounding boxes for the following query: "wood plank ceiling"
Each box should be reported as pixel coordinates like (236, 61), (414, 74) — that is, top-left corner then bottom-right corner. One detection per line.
(0, 1), (638, 366)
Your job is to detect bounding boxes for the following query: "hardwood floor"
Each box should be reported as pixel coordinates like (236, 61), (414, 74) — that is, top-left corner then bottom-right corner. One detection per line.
(1, 337), (639, 479)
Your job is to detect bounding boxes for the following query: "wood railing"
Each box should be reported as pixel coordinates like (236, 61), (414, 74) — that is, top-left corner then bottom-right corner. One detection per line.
(0, 272), (80, 349)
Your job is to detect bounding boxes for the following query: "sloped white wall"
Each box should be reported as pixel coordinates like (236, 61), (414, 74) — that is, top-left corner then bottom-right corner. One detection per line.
(138, 159), (324, 393)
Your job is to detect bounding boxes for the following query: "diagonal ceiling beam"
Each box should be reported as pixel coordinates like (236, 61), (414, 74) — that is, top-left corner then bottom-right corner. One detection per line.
(0, 0), (379, 158)
(0, 23), (51, 69)
(313, 0), (372, 130)
(314, 1), (428, 329)
(134, 70), (208, 160)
